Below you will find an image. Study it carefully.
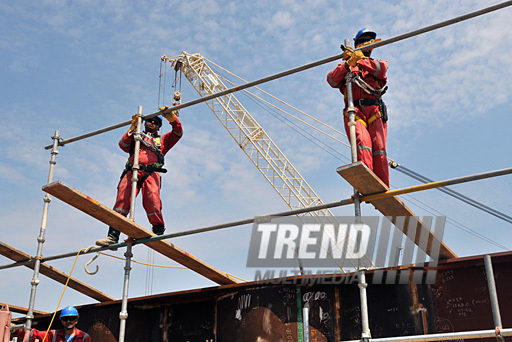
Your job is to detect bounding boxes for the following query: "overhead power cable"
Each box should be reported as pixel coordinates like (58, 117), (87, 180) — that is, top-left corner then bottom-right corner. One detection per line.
(44, 0), (512, 150)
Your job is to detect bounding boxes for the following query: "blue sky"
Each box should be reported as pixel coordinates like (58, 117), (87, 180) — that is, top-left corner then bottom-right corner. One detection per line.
(1, 0), (511, 316)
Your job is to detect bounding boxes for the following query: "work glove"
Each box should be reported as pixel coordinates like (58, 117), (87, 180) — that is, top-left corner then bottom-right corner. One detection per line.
(159, 105), (179, 123)
(129, 114), (140, 132)
(342, 47), (354, 61)
(346, 49), (366, 67)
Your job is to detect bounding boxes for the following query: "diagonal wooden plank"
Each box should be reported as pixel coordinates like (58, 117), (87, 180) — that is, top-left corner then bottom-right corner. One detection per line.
(42, 181), (239, 285)
(0, 241), (115, 302)
(0, 303), (48, 316)
(336, 162), (457, 260)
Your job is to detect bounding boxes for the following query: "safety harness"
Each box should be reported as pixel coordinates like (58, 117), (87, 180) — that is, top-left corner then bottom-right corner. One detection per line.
(120, 132), (167, 187)
(344, 74), (388, 128)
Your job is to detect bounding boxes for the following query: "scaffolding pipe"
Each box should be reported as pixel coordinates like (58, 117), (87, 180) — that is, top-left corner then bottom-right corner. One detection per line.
(342, 327), (512, 342)
(43, 0), (512, 150)
(343, 38), (371, 342)
(24, 131), (61, 332)
(118, 240), (134, 342)
(1, 166), (511, 271)
(129, 107), (143, 220)
(303, 306), (310, 342)
(484, 255), (503, 331)
(344, 39), (361, 219)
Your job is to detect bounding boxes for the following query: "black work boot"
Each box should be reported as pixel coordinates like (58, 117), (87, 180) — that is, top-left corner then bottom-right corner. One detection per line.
(152, 224), (165, 236)
(96, 227), (120, 247)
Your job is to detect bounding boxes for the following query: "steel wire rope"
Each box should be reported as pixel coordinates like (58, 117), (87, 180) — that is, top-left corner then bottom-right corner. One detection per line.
(247, 89), (511, 251)
(207, 61), (512, 226)
(209, 68), (375, 271)
(205, 57), (350, 142)
(400, 193), (510, 251)
(215, 73), (350, 148)
(157, 60), (163, 108)
(211, 68), (351, 163)
(394, 165), (512, 225)
(211, 68), (511, 253)
(211, 70), (381, 270)
(46, 1), (512, 150)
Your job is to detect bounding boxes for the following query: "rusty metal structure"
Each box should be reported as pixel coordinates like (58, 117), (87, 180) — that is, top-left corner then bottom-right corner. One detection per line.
(11, 252), (512, 341)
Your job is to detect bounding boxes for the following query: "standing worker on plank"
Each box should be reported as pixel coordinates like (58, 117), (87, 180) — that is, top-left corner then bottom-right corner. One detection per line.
(327, 28), (390, 186)
(12, 306), (91, 342)
(96, 107), (182, 247)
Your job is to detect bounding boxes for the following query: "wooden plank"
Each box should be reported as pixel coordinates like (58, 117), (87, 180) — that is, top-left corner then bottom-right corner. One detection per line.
(0, 241), (115, 302)
(336, 162), (457, 260)
(42, 181), (239, 285)
(0, 303), (48, 316)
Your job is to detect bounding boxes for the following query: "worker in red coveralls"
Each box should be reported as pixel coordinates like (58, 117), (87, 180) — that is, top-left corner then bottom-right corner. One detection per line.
(96, 108), (183, 246)
(12, 306), (91, 342)
(327, 28), (390, 186)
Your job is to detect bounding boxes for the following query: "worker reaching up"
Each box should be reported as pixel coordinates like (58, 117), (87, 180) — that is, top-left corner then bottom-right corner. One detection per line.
(96, 108), (183, 247)
(327, 28), (390, 186)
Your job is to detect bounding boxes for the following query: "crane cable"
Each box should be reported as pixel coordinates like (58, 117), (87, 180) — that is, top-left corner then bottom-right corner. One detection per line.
(210, 63), (511, 223)
(202, 66), (511, 251)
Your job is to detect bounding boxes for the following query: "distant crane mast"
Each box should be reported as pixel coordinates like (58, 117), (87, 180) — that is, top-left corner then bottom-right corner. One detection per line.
(163, 52), (334, 219)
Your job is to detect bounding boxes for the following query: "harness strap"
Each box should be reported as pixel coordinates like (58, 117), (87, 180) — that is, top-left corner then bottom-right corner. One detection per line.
(140, 132), (165, 167)
(120, 163), (167, 188)
(343, 103), (382, 129)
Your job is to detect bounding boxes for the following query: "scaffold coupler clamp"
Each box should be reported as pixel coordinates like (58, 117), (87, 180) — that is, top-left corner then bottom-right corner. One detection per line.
(389, 159), (400, 169)
(352, 192), (363, 201)
(495, 326), (504, 342)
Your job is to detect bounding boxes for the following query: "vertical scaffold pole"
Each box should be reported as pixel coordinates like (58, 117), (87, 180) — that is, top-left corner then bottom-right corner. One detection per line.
(118, 106), (142, 341)
(344, 38), (371, 341)
(118, 239), (134, 342)
(344, 39), (361, 218)
(25, 130), (61, 331)
(303, 306), (310, 342)
(129, 106), (143, 220)
(484, 255), (504, 341)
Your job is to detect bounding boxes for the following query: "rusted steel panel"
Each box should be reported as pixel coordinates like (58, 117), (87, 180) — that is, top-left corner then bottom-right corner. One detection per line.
(216, 284), (337, 341)
(17, 252), (512, 341)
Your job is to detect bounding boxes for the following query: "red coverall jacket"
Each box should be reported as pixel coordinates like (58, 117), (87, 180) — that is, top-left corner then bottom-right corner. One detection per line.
(13, 328), (91, 342)
(114, 118), (183, 226)
(327, 57), (390, 186)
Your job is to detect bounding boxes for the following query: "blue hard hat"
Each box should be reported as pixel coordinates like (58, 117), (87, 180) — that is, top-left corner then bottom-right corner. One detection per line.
(354, 28), (377, 43)
(146, 116), (162, 127)
(60, 306), (79, 318)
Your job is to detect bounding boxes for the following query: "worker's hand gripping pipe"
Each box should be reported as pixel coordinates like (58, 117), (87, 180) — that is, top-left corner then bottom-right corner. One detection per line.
(344, 39), (361, 218)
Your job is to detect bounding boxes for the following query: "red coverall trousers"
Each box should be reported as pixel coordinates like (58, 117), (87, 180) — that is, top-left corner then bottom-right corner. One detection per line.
(113, 170), (164, 226)
(327, 57), (389, 186)
(344, 105), (389, 187)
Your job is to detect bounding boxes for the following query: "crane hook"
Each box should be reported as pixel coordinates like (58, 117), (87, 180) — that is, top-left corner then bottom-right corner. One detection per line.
(84, 246), (100, 275)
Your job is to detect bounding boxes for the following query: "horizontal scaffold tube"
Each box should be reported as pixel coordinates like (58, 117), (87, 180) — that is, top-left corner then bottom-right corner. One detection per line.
(342, 327), (512, 342)
(1, 166), (511, 270)
(44, 0), (512, 150)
